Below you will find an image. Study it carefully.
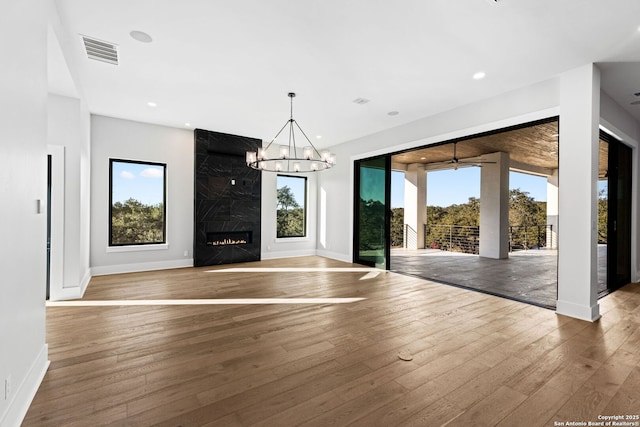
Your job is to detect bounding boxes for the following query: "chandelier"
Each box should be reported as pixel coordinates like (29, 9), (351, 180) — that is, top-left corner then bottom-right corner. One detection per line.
(246, 93), (336, 173)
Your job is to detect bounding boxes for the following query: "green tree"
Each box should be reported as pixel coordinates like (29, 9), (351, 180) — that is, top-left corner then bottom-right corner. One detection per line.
(598, 188), (607, 243)
(424, 189), (549, 252)
(277, 186), (304, 237)
(509, 188), (546, 226)
(390, 208), (404, 247)
(111, 198), (164, 244)
(358, 198), (386, 250)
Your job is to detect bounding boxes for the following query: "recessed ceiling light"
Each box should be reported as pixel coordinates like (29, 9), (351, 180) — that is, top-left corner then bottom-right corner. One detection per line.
(130, 30), (153, 43)
(473, 71), (486, 80)
(147, 102), (157, 107)
(387, 111), (399, 116)
(316, 135), (322, 139)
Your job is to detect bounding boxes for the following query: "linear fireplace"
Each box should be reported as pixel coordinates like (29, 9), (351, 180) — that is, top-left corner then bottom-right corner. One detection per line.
(206, 231), (252, 246)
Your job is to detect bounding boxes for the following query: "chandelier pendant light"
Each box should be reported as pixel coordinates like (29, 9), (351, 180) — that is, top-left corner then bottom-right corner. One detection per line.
(246, 92), (336, 173)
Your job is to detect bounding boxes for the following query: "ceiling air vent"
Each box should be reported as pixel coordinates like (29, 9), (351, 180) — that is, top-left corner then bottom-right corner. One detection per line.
(352, 98), (370, 105)
(81, 35), (119, 65)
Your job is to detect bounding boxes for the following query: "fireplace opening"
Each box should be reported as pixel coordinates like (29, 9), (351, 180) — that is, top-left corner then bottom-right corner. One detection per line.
(206, 231), (252, 246)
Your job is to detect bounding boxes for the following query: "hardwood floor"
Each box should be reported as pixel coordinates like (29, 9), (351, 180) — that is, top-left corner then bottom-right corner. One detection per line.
(24, 256), (640, 426)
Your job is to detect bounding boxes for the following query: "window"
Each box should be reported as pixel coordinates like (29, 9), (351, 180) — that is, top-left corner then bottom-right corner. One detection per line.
(109, 159), (166, 246)
(276, 175), (307, 238)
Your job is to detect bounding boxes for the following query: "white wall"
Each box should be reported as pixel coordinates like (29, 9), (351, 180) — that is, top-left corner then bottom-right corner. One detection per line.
(0, 1), (50, 425)
(319, 78), (561, 263)
(90, 115), (194, 275)
(47, 94), (91, 300)
(261, 171), (318, 259)
(556, 64), (601, 321)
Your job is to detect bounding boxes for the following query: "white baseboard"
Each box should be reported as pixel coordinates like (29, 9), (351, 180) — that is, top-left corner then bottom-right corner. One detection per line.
(0, 344), (49, 427)
(49, 268), (92, 301)
(261, 249), (317, 260)
(80, 269), (91, 297)
(556, 299), (601, 322)
(315, 249), (352, 263)
(91, 259), (193, 276)
(50, 286), (82, 301)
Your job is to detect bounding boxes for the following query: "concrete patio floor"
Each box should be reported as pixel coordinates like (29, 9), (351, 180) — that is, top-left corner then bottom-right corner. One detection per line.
(390, 245), (608, 309)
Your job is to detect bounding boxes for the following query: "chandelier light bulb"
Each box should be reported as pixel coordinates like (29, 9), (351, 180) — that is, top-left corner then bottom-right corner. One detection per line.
(279, 145), (289, 159)
(303, 146), (314, 160)
(246, 151), (257, 165)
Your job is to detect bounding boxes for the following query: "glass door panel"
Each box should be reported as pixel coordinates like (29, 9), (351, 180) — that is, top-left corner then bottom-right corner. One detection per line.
(607, 136), (632, 290)
(354, 156), (390, 269)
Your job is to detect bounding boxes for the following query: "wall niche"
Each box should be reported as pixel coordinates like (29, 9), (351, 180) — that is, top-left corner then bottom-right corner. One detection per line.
(194, 129), (261, 266)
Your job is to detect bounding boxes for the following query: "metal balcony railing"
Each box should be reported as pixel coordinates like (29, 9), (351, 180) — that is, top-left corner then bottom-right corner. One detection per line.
(424, 224), (480, 254)
(508, 224), (554, 251)
(418, 224), (554, 255)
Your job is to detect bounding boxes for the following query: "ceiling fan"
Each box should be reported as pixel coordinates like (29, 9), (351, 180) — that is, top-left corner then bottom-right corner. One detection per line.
(426, 142), (496, 170)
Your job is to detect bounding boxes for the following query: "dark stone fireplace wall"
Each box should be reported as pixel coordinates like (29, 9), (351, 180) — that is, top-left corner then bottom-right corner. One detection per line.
(194, 129), (261, 266)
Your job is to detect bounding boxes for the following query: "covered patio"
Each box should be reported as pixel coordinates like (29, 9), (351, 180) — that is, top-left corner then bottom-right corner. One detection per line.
(390, 246), (608, 309)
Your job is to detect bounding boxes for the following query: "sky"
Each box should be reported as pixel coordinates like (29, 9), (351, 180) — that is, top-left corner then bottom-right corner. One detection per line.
(112, 161), (165, 205)
(277, 175), (307, 206)
(391, 168), (548, 208)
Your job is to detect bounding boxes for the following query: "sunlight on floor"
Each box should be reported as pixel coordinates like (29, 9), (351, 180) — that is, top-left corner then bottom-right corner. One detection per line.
(46, 298), (366, 307)
(205, 267), (380, 273)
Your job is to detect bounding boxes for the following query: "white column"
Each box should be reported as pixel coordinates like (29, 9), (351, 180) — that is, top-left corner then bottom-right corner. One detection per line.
(404, 164), (426, 249)
(556, 64), (600, 322)
(546, 169), (559, 249)
(479, 152), (510, 259)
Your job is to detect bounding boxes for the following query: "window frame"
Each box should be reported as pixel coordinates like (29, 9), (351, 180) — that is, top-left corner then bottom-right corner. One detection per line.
(276, 174), (308, 239)
(109, 158), (167, 247)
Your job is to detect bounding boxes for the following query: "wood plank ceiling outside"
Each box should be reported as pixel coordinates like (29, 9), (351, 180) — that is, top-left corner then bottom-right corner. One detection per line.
(391, 120), (559, 172)
(391, 118), (609, 179)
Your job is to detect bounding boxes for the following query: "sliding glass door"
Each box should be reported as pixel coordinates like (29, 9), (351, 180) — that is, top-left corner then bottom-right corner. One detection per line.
(354, 156), (391, 269)
(605, 133), (632, 290)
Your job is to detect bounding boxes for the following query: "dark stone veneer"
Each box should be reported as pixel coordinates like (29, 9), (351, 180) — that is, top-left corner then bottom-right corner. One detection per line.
(194, 129), (261, 266)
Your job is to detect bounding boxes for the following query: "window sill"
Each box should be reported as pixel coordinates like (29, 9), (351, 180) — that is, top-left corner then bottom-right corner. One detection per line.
(106, 243), (170, 253)
(275, 237), (309, 243)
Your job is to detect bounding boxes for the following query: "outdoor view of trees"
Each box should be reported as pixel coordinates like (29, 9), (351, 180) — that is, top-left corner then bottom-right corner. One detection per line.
(111, 198), (164, 245)
(277, 185), (305, 237)
(110, 159), (166, 246)
(391, 188), (549, 251)
(598, 188), (607, 244)
(358, 198), (386, 251)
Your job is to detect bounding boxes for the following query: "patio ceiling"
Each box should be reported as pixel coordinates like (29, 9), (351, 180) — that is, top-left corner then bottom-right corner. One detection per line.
(391, 118), (609, 179)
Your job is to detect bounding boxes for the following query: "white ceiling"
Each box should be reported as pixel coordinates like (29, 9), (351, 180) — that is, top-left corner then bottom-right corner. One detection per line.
(51, 0), (640, 147)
